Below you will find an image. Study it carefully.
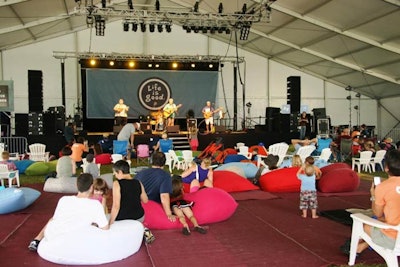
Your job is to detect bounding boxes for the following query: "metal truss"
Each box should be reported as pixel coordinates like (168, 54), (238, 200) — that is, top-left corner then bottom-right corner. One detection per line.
(53, 51), (245, 63)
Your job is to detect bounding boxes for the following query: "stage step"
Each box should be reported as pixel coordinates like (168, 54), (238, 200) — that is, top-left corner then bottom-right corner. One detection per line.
(170, 134), (190, 150)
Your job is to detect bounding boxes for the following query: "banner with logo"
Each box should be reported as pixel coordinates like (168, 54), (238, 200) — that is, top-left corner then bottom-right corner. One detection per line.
(85, 69), (218, 119)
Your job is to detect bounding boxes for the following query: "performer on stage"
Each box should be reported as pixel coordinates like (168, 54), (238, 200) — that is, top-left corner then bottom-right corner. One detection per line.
(113, 98), (129, 126)
(202, 101), (215, 133)
(163, 98), (182, 127)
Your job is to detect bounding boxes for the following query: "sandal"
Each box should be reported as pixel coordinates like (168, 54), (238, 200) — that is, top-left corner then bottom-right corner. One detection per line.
(194, 226), (207, 234)
(182, 227), (191, 236)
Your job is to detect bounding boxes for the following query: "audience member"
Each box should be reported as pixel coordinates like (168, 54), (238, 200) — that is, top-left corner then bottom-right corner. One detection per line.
(135, 152), (175, 222)
(64, 122), (75, 144)
(297, 165), (318, 219)
(341, 150), (400, 255)
(56, 146), (76, 178)
(181, 157), (213, 192)
(28, 173), (109, 252)
(0, 151), (17, 171)
(117, 122), (141, 160)
(170, 176), (207, 235)
(291, 137), (317, 153)
(71, 137), (89, 168)
(109, 160), (154, 244)
(154, 133), (173, 153)
(85, 154), (99, 178)
(98, 133), (113, 154)
(90, 178), (109, 214)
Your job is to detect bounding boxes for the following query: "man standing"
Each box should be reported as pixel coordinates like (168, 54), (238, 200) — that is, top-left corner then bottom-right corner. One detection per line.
(163, 98), (181, 127)
(202, 101), (215, 133)
(135, 152), (176, 222)
(113, 98), (129, 126)
(117, 122), (141, 159)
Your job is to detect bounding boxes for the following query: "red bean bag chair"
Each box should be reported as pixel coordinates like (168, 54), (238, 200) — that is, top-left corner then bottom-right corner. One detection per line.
(318, 165), (360, 193)
(182, 170), (259, 193)
(95, 153), (112, 165)
(142, 188), (238, 229)
(259, 167), (301, 192)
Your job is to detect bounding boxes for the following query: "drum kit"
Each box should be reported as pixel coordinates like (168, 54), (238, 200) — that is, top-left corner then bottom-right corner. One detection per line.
(149, 110), (164, 131)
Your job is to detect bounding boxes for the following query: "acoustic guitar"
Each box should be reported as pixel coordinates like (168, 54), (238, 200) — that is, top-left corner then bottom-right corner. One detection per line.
(163, 104), (182, 118)
(204, 107), (223, 119)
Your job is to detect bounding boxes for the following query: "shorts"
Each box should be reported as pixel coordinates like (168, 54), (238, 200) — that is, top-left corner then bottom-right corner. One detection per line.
(171, 200), (194, 211)
(371, 227), (396, 250)
(205, 117), (214, 125)
(299, 190), (318, 210)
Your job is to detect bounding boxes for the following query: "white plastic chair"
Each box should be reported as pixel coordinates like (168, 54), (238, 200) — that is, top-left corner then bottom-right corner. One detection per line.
(181, 150), (194, 169)
(238, 146), (252, 159)
(296, 145), (316, 163)
(267, 142), (289, 167)
(164, 152), (173, 172)
(111, 154), (123, 163)
(352, 151), (373, 173)
(168, 150), (186, 170)
(314, 148), (332, 162)
(0, 164), (20, 187)
(370, 150), (387, 172)
(348, 213), (400, 267)
(28, 143), (49, 162)
(235, 142), (245, 150)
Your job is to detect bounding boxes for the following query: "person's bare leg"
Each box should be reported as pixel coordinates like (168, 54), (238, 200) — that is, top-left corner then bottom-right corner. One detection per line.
(311, 209), (319, 219)
(301, 209), (307, 218)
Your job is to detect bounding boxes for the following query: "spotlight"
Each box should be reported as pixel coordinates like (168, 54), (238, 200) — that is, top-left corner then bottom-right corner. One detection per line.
(218, 3), (223, 13)
(346, 95), (351, 100)
(157, 24), (163, 32)
(132, 23), (138, 32)
(95, 16), (105, 36)
(210, 27), (217, 34)
(172, 62), (178, 69)
(225, 28), (231, 34)
(123, 22), (129, 32)
(148, 63), (152, 67)
(193, 0), (199, 12)
(345, 85), (352, 91)
(246, 102), (252, 108)
(209, 64), (213, 68)
(186, 27), (191, 33)
(149, 24), (155, 32)
(141, 23), (146, 32)
(155, 0), (160, 11)
(166, 24), (172, 32)
(128, 61), (135, 68)
(202, 27), (207, 33)
(155, 64), (159, 68)
(194, 26), (199, 33)
(90, 59), (96, 66)
(109, 61), (115, 66)
(355, 93), (361, 97)
(218, 27), (224, 34)
(191, 63), (196, 68)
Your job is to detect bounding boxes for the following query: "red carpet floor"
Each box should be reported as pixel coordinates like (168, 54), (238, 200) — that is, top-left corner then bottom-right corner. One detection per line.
(0, 180), (386, 267)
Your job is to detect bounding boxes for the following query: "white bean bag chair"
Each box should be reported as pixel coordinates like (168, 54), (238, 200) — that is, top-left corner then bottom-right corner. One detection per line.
(44, 175), (113, 193)
(0, 187), (41, 214)
(38, 220), (144, 265)
(215, 162), (258, 178)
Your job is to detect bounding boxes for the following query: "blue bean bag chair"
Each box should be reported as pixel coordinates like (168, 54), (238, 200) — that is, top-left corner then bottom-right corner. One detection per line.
(0, 187), (41, 214)
(215, 162), (259, 178)
(14, 160), (35, 174)
(224, 154), (247, 163)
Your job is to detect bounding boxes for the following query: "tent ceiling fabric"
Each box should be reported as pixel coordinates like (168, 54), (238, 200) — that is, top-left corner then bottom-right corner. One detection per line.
(0, 0), (400, 100)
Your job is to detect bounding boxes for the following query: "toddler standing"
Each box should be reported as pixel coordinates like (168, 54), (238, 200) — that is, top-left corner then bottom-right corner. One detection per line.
(297, 165), (319, 219)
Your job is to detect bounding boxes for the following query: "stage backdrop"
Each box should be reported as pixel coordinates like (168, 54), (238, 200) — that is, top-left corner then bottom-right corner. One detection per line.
(85, 69), (218, 119)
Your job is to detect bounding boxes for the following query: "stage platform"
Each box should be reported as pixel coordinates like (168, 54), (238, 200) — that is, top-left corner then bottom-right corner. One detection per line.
(25, 129), (298, 158)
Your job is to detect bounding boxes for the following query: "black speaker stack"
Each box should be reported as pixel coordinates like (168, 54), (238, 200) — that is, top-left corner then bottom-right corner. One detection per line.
(287, 76), (301, 114)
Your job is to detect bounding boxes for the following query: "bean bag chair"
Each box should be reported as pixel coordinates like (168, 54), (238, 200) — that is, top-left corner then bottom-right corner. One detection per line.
(38, 220), (143, 265)
(14, 160), (35, 174)
(24, 162), (50, 176)
(213, 170), (259, 192)
(318, 165), (360, 193)
(143, 188), (238, 229)
(0, 187), (41, 214)
(95, 153), (112, 165)
(224, 154), (247, 163)
(44, 175), (114, 193)
(259, 167), (301, 192)
(249, 145), (268, 156)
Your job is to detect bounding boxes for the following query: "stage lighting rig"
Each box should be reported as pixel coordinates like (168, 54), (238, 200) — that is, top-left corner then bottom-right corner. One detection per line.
(75, 0), (275, 37)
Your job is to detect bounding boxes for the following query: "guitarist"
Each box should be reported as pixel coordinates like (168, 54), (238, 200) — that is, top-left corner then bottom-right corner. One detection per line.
(202, 101), (216, 133)
(163, 98), (182, 127)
